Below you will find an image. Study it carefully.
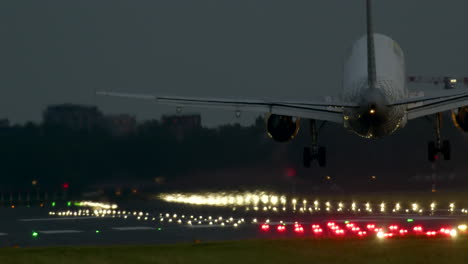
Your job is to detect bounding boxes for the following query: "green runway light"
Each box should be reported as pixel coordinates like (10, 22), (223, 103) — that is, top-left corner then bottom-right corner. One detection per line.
(67, 201), (71, 207)
(51, 202), (56, 207)
(32, 231), (39, 238)
(344, 221), (350, 224)
(157, 228), (162, 231)
(407, 219), (414, 223)
(95, 230), (100, 234)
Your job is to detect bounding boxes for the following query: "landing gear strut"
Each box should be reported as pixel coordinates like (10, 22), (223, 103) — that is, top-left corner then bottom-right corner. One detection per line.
(428, 113), (450, 162)
(303, 120), (326, 168)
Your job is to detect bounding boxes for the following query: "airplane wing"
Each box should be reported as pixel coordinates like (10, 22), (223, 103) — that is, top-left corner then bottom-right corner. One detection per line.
(386, 76), (468, 120)
(96, 91), (358, 124)
(388, 88), (468, 120)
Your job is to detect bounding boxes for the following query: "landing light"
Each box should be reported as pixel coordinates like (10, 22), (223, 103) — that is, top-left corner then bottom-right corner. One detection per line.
(369, 109), (376, 115)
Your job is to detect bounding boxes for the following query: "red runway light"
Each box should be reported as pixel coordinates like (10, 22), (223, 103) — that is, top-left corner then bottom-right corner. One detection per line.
(426, 231), (437, 237)
(399, 229), (408, 235)
(277, 225), (286, 232)
(389, 225), (399, 231)
(366, 224), (376, 230)
(327, 222), (336, 227)
(293, 223), (304, 233)
(311, 224), (321, 229)
(285, 168), (297, 178)
(440, 228), (451, 235)
(313, 228), (323, 234)
(413, 226), (423, 233)
(357, 231), (367, 237)
(294, 227), (304, 233)
(261, 224), (270, 231)
(335, 229), (345, 235)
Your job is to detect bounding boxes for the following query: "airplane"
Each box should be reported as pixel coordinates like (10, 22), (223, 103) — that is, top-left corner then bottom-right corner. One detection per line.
(98, 0), (468, 168)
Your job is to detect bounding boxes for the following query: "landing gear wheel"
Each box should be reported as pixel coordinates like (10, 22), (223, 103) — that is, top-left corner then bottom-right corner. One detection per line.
(304, 119), (327, 168)
(428, 113), (451, 163)
(303, 147), (312, 168)
(428, 141), (436, 162)
(318, 147), (326, 167)
(442, 140), (451, 161)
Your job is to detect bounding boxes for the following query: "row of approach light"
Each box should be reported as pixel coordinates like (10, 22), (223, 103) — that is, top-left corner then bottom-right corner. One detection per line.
(160, 193), (466, 215)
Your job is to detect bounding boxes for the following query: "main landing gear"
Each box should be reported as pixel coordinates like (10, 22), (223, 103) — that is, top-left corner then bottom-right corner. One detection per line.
(428, 113), (451, 162)
(303, 120), (326, 168)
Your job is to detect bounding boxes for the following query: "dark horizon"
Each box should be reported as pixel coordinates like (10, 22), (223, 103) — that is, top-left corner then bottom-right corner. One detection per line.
(1, 103), (467, 197)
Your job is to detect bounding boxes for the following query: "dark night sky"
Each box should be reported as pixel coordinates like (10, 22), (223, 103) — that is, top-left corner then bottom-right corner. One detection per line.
(1, 0), (467, 126)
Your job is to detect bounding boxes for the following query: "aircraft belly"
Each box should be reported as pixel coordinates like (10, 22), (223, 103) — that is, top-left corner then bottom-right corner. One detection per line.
(344, 105), (406, 138)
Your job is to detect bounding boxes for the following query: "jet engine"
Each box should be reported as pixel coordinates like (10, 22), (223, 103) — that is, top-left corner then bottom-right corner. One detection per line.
(451, 107), (468, 132)
(266, 114), (300, 142)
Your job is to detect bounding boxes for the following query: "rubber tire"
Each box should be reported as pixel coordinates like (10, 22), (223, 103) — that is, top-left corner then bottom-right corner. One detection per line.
(318, 147), (326, 167)
(303, 147), (312, 168)
(443, 140), (451, 161)
(428, 141), (436, 162)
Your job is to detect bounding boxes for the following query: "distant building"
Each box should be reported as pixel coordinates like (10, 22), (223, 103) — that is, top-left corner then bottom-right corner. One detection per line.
(137, 119), (160, 136)
(161, 114), (201, 130)
(106, 114), (137, 137)
(161, 114), (201, 141)
(0, 119), (10, 128)
(43, 104), (104, 131)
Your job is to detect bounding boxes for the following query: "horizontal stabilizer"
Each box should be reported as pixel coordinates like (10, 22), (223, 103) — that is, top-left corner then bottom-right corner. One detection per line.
(408, 76), (468, 89)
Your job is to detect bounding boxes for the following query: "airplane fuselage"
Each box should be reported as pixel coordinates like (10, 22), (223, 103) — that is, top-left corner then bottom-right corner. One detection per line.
(342, 34), (408, 138)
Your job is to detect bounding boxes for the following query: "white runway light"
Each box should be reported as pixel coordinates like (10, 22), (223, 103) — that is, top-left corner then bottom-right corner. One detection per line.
(159, 191), (287, 207)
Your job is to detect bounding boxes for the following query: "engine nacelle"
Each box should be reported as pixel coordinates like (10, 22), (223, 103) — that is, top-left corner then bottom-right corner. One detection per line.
(266, 114), (300, 142)
(452, 107), (468, 132)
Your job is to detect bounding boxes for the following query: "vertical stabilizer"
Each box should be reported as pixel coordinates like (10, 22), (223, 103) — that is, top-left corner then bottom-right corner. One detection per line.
(366, 0), (377, 89)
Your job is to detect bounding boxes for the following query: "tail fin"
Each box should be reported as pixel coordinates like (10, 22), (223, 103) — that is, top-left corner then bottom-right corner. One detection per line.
(366, 0), (377, 89)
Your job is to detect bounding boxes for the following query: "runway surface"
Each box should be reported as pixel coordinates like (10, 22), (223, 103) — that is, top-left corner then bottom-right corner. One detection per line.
(0, 208), (255, 247)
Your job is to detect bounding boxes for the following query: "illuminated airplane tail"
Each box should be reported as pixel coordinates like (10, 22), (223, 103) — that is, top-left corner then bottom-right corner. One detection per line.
(366, 0), (377, 90)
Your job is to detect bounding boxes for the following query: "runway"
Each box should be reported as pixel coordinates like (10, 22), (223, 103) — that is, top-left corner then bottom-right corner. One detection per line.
(1, 199), (468, 247)
(0, 208), (258, 247)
